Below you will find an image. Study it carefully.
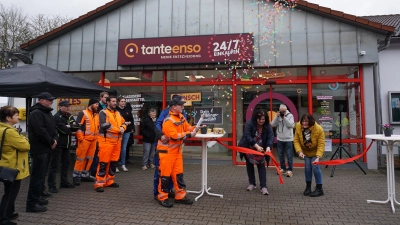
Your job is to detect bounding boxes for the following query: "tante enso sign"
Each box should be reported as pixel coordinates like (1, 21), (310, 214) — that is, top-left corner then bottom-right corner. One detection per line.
(117, 34), (254, 66)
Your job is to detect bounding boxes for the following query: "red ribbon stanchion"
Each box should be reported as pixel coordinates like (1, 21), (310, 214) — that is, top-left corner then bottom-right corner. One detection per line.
(216, 139), (284, 184)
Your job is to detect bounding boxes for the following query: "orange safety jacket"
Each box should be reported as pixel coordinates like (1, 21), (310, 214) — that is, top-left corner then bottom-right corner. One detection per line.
(157, 111), (194, 153)
(76, 108), (99, 141)
(98, 108), (126, 140)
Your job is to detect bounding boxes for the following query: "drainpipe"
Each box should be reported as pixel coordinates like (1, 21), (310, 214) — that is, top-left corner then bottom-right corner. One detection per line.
(378, 33), (392, 52)
(373, 63), (384, 167)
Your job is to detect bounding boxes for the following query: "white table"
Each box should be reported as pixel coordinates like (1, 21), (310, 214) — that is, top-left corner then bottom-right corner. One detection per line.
(365, 134), (400, 213)
(187, 132), (225, 201)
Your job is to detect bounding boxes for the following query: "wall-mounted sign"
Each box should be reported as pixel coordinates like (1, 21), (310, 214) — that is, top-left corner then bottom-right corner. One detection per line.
(118, 34), (254, 66)
(194, 106), (223, 125)
(57, 98), (89, 117)
(171, 93), (202, 106)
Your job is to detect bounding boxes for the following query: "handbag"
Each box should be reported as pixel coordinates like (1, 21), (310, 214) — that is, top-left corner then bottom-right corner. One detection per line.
(0, 128), (19, 183)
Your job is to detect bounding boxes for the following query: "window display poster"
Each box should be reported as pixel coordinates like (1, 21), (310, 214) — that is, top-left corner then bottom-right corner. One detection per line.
(194, 106), (223, 125)
(325, 139), (332, 152)
(123, 94), (145, 125)
(388, 92), (400, 124)
(57, 98), (89, 117)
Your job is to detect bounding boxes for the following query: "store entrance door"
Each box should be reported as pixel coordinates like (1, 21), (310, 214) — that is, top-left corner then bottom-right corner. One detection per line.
(238, 84), (308, 166)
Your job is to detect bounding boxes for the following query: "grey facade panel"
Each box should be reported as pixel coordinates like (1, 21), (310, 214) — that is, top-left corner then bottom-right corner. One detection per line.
(47, 39), (59, 69)
(119, 2), (133, 39)
(306, 13), (324, 65)
(132, 0), (146, 38)
(159, 0), (173, 37)
(186, 0), (200, 36)
(323, 19), (341, 64)
(69, 28), (83, 71)
(275, 12), (291, 66)
(290, 10), (307, 66)
(145, 0), (159, 37)
(105, 10), (120, 70)
(340, 33), (358, 63)
(172, 0), (186, 36)
(199, 0), (215, 35)
(93, 17), (108, 71)
(81, 22), (95, 71)
(214, 0), (228, 34)
(228, 0), (243, 34)
(32, 45), (47, 66)
(359, 30), (379, 63)
(58, 34), (71, 71)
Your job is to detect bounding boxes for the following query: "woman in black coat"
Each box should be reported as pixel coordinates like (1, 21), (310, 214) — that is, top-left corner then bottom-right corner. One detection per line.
(238, 109), (274, 195)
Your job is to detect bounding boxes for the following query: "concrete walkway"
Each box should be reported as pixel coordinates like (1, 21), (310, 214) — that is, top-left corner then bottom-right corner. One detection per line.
(3, 162), (400, 225)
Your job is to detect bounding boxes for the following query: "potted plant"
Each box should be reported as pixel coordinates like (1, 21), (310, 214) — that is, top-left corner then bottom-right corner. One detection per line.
(382, 124), (394, 137)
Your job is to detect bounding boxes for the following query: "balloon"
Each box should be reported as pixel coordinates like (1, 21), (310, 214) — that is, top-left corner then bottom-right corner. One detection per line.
(142, 71), (152, 79)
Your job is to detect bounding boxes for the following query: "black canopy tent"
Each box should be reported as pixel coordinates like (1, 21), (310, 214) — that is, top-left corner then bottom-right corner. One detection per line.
(0, 63), (117, 124)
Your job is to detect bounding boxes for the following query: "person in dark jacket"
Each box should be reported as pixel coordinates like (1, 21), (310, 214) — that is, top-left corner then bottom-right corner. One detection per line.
(140, 108), (158, 170)
(26, 92), (58, 213)
(238, 109), (274, 195)
(116, 96), (134, 172)
(47, 100), (79, 193)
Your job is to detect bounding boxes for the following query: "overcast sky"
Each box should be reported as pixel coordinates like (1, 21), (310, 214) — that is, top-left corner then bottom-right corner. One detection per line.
(1, 0), (399, 19)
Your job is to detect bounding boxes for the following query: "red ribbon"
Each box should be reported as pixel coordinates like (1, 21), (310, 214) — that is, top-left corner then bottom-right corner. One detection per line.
(314, 139), (375, 166)
(216, 140), (284, 184)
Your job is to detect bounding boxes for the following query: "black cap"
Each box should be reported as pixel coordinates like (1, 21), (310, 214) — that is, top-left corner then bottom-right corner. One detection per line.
(58, 100), (70, 107)
(88, 98), (98, 106)
(38, 92), (56, 100)
(169, 96), (186, 107)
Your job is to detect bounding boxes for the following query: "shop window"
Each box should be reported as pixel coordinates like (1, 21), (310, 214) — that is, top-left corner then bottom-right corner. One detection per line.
(105, 71), (164, 83)
(312, 82), (363, 141)
(236, 67), (307, 82)
(312, 66), (359, 80)
(168, 69), (232, 82)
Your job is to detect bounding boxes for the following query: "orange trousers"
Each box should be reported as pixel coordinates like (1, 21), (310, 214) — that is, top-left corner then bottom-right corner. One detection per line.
(73, 139), (97, 178)
(94, 137), (121, 189)
(157, 151), (187, 201)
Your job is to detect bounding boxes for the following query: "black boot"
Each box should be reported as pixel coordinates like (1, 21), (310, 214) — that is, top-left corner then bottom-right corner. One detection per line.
(303, 182), (311, 196)
(310, 184), (324, 197)
(73, 177), (81, 186)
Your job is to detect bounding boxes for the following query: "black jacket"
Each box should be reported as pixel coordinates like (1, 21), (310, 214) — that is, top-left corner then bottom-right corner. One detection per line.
(28, 103), (58, 155)
(141, 116), (158, 143)
(116, 106), (135, 133)
(54, 110), (79, 149)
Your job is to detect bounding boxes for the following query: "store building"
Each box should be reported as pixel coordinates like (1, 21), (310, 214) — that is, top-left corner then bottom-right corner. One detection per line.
(20, 0), (395, 169)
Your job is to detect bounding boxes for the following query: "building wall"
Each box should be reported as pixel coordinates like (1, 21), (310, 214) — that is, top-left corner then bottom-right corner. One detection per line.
(379, 40), (400, 156)
(30, 0), (381, 71)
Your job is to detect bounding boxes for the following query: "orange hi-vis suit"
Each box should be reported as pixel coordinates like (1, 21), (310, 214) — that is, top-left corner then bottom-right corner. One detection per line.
(73, 108), (99, 179)
(94, 108), (126, 189)
(157, 111), (195, 201)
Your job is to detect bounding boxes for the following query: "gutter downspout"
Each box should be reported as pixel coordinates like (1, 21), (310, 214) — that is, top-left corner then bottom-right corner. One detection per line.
(378, 33), (392, 52)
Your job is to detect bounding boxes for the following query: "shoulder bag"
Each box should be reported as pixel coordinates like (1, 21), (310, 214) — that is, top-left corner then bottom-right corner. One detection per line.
(0, 128), (19, 183)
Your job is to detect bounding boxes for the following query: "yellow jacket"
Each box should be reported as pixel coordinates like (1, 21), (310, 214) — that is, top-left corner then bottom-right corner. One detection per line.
(0, 122), (30, 180)
(157, 111), (194, 154)
(293, 122), (325, 158)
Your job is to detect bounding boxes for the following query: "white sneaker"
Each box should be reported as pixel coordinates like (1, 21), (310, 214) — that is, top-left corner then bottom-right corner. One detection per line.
(116, 168), (120, 173)
(121, 165), (128, 172)
(141, 166), (148, 170)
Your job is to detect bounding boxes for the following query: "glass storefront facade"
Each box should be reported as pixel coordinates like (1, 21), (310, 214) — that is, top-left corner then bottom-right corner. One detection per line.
(73, 65), (365, 166)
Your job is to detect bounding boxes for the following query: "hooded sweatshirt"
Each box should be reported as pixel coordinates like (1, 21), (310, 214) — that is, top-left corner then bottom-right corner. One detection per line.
(28, 103), (58, 155)
(271, 110), (295, 142)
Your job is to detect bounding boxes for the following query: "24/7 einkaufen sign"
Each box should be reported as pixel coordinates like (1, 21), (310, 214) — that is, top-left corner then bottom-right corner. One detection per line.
(117, 34), (254, 66)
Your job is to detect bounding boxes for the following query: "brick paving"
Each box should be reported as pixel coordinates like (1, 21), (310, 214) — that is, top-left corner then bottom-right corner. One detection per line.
(3, 160), (400, 225)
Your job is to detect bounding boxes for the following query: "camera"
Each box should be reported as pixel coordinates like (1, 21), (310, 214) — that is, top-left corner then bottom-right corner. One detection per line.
(279, 111), (285, 117)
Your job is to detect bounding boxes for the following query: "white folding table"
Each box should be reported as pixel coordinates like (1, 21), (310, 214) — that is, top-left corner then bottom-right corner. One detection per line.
(365, 134), (400, 213)
(187, 132), (225, 201)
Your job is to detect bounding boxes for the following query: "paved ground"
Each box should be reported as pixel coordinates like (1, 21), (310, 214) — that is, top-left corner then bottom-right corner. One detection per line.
(3, 159), (400, 225)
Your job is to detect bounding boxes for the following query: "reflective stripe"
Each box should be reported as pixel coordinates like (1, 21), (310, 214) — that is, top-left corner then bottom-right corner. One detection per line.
(86, 156), (94, 160)
(76, 157), (84, 161)
(95, 180), (106, 184)
(83, 110), (98, 136)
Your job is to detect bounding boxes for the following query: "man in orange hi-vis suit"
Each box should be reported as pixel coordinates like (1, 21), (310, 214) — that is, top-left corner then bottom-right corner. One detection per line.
(72, 98), (99, 186)
(157, 97), (198, 207)
(94, 96), (126, 192)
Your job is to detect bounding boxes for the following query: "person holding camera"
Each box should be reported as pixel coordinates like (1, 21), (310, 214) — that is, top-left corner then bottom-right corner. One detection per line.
(271, 104), (295, 177)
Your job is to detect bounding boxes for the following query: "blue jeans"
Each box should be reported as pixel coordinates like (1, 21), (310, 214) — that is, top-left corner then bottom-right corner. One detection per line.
(120, 133), (130, 165)
(277, 141), (293, 171)
(142, 142), (155, 166)
(153, 152), (173, 196)
(304, 156), (323, 184)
